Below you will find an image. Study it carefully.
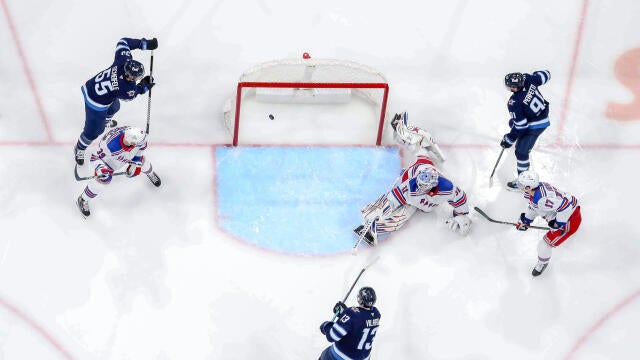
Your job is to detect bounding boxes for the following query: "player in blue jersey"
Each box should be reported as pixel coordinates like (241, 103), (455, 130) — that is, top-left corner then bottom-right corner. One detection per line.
(74, 37), (158, 165)
(319, 287), (380, 360)
(76, 126), (161, 218)
(500, 70), (551, 189)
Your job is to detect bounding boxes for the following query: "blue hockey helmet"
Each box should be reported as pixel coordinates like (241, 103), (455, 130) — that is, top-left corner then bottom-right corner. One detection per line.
(124, 59), (145, 81)
(357, 286), (377, 308)
(504, 72), (524, 89)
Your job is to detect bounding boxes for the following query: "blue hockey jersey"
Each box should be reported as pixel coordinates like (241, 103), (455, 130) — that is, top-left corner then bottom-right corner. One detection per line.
(81, 38), (147, 111)
(505, 70), (551, 141)
(324, 306), (381, 360)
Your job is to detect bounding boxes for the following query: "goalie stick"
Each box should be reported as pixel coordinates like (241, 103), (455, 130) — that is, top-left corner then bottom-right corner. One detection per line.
(74, 165), (125, 181)
(331, 255), (380, 322)
(473, 206), (550, 230)
(351, 219), (375, 255)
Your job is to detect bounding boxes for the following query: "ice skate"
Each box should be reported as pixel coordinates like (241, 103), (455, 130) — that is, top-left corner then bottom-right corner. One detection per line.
(77, 195), (90, 218)
(74, 146), (85, 166)
(105, 117), (117, 128)
(147, 171), (161, 187)
(532, 261), (548, 277)
(506, 179), (519, 192)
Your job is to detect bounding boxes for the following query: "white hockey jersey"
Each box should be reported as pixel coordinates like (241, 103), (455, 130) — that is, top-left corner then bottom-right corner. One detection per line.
(387, 155), (469, 215)
(523, 182), (579, 225)
(90, 126), (147, 171)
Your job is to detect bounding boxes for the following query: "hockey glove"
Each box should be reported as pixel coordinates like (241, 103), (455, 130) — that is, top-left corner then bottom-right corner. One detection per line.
(141, 37), (158, 50)
(95, 164), (114, 185)
(500, 134), (514, 149)
(126, 162), (143, 178)
(333, 301), (347, 316)
(515, 213), (532, 231)
(319, 321), (333, 335)
(547, 219), (563, 230)
(138, 76), (155, 94)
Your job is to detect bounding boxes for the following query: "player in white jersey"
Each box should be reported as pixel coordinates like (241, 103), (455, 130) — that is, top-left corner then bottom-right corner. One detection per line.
(76, 126), (161, 217)
(354, 113), (471, 245)
(514, 171), (582, 276)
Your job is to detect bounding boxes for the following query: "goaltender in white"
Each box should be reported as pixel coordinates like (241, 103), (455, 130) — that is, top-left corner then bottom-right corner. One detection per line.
(354, 112), (472, 245)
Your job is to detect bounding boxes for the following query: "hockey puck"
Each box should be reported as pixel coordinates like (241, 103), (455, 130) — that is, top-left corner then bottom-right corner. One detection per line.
(268, 114), (274, 120)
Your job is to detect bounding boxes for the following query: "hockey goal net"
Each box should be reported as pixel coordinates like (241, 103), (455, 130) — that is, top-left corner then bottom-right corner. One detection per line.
(223, 54), (389, 146)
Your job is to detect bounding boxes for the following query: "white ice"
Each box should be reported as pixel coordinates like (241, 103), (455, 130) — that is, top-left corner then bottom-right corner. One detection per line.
(0, 0), (639, 359)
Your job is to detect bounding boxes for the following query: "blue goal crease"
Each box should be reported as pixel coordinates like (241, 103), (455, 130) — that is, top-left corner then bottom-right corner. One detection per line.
(216, 146), (400, 255)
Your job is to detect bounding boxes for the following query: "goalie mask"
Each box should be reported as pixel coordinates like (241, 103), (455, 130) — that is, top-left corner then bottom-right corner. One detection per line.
(416, 168), (439, 191)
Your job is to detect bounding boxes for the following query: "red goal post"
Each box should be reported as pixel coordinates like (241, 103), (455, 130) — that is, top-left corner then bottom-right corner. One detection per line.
(224, 55), (390, 146)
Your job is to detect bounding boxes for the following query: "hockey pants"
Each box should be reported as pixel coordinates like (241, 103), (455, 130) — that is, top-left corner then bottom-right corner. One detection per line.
(514, 127), (546, 174)
(537, 206), (582, 263)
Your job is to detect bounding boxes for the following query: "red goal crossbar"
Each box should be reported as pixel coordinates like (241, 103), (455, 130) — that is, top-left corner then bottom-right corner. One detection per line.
(232, 81), (389, 146)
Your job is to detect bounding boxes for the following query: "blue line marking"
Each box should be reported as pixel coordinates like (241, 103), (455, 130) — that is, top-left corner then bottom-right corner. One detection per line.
(216, 146), (400, 255)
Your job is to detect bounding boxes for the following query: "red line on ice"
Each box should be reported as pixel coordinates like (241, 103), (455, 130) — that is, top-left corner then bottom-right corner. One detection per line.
(0, 296), (74, 360)
(564, 288), (640, 359)
(556, 0), (589, 145)
(0, 0), (54, 142)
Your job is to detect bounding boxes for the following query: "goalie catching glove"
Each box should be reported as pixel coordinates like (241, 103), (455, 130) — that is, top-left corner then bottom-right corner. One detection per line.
(391, 112), (446, 162)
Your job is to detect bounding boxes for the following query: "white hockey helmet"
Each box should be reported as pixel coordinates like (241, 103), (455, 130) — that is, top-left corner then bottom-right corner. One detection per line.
(517, 170), (540, 191)
(416, 167), (439, 191)
(123, 127), (146, 146)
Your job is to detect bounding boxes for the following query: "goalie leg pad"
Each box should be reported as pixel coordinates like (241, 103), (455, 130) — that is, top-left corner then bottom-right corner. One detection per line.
(375, 205), (416, 235)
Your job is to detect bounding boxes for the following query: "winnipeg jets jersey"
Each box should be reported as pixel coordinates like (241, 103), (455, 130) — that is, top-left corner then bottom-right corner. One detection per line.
(324, 306), (381, 360)
(388, 156), (469, 215)
(90, 127), (147, 171)
(81, 38), (146, 111)
(522, 182), (579, 225)
(506, 70), (551, 140)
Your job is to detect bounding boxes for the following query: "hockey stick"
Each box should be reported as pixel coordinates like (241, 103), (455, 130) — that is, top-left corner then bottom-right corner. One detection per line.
(74, 165), (125, 181)
(331, 255), (380, 322)
(145, 50), (154, 135)
(351, 219), (375, 255)
(473, 206), (550, 230)
(489, 148), (505, 187)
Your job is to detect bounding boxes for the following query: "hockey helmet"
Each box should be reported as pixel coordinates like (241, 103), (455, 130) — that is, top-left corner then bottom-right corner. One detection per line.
(504, 72), (524, 89)
(517, 170), (540, 191)
(416, 168), (439, 191)
(123, 127), (146, 146)
(357, 286), (376, 308)
(124, 59), (145, 81)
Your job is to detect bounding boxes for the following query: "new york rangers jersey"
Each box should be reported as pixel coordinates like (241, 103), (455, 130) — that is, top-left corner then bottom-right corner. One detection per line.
(388, 155), (469, 215)
(91, 127), (147, 171)
(81, 38), (146, 111)
(522, 182), (579, 226)
(324, 306), (380, 360)
(506, 70), (551, 141)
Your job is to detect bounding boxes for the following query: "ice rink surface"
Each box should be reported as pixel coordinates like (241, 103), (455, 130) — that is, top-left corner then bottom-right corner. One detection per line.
(1, 0), (640, 359)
